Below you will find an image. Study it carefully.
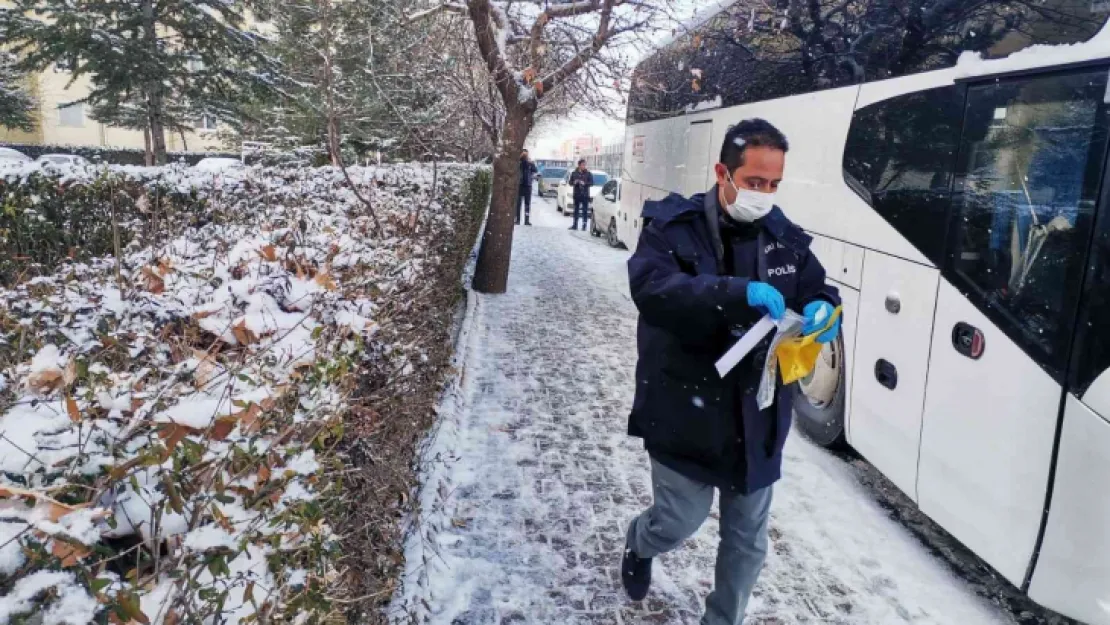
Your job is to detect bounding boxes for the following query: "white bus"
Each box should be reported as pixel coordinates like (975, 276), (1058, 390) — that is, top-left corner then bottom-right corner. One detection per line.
(618, 3), (1110, 623)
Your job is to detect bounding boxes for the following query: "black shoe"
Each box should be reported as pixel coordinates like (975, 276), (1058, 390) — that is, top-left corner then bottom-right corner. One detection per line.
(515, 220), (521, 225)
(569, 225), (578, 231)
(621, 545), (652, 601)
(525, 220), (532, 226)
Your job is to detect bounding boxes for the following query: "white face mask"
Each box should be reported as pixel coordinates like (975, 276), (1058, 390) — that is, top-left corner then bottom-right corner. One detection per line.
(724, 173), (775, 222)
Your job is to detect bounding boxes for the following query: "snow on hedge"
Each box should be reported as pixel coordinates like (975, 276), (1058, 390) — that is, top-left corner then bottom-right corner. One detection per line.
(0, 162), (482, 623)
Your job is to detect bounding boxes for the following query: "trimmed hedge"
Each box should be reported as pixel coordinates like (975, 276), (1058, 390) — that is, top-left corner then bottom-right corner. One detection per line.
(0, 168), (208, 284)
(1, 142), (240, 166)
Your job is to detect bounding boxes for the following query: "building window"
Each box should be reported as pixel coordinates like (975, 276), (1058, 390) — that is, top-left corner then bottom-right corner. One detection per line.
(58, 103), (85, 128)
(197, 115), (218, 131)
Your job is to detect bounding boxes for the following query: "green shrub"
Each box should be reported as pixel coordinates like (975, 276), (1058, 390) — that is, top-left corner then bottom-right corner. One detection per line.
(0, 169), (206, 285)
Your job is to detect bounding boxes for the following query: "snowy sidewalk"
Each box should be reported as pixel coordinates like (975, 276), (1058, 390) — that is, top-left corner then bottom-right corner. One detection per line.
(392, 197), (1012, 625)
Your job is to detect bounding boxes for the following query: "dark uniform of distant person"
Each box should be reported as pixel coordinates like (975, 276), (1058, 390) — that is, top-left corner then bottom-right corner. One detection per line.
(518, 149), (538, 226)
(621, 119), (842, 624)
(567, 159), (593, 231)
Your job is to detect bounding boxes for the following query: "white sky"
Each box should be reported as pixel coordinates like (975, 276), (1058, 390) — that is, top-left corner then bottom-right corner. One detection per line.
(526, 0), (705, 158)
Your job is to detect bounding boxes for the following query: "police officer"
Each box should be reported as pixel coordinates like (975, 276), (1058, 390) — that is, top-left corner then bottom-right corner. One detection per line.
(621, 119), (841, 624)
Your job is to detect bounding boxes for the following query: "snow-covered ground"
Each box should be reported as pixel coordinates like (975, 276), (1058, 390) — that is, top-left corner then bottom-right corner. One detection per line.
(390, 196), (1030, 624)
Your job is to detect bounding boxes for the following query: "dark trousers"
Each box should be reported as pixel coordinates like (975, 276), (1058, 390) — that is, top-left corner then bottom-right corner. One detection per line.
(517, 187), (532, 223)
(572, 197), (589, 229)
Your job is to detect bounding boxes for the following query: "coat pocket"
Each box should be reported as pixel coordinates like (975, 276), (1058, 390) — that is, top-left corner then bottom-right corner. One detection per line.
(641, 372), (732, 463)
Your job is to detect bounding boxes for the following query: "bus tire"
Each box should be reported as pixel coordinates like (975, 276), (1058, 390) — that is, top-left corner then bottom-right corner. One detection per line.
(793, 334), (848, 449)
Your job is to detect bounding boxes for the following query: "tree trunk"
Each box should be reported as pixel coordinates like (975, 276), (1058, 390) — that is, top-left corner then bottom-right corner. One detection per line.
(327, 114), (341, 167)
(143, 126), (153, 166)
(179, 129), (189, 153)
(141, 0), (167, 165)
(146, 90), (169, 165)
(472, 108), (531, 294)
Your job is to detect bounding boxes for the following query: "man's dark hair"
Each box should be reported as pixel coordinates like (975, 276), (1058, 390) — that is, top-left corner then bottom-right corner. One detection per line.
(578, 159), (586, 165)
(720, 119), (789, 172)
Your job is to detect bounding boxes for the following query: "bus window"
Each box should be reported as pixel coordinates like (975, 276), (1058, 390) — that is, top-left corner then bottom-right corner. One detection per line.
(843, 85), (966, 264)
(948, 69), (1110, 375)
(627, 1), (1106, 126)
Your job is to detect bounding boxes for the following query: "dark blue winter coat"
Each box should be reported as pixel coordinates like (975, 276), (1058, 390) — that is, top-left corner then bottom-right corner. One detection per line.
(568, 169), (594, 201)
(519, 158), (538, 190)
(627, 186), (839, 494)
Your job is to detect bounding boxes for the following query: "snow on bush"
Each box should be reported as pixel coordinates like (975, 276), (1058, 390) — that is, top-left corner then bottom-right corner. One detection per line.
(0, 162), (487, 623)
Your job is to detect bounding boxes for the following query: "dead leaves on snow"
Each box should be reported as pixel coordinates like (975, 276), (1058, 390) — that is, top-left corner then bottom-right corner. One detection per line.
(0, 486), (109, 567)
(140, 258), (173, 295)
(26, 357), (77, 397)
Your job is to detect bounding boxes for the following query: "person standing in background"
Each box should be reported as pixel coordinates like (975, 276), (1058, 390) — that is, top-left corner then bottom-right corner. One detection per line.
(568, 159), (593, 231)
(518, 149), (538, 226)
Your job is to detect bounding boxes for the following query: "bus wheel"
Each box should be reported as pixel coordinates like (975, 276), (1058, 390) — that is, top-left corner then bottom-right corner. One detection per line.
(794, 334), (847, 448)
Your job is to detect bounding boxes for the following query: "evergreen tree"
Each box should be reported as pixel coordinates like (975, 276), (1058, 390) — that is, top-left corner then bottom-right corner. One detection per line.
(0, 0), (274, 163)
(0, 50), (35, 132)
(257, 0), (447, 163)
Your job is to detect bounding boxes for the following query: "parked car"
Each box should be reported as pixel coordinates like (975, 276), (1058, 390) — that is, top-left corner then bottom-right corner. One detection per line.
(590, 179), (623, 247)
(37, 154), (91, 167)
(537, 166), (566, 197)
(556, 170), (610, 214)
(0, 147), (32, 169)
(194, 157), (245, 173)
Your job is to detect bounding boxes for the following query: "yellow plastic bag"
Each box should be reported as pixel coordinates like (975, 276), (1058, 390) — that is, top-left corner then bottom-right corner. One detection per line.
(774, 306), (843, 385)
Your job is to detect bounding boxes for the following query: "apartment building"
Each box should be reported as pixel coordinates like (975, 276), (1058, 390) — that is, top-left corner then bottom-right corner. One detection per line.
(0, 0), (231, 152)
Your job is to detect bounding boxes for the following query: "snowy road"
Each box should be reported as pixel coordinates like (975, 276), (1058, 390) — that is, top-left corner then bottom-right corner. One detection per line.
(391, 196), (1021, 625)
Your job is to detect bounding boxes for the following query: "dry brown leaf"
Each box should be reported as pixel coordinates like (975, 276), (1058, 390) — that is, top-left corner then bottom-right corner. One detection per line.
(130, 397), (144, 413)
(0, 486), (85, 522)
(158, 423), (193, 456)
(259, 245), (277, 262)
(240, 402), (264, 434)
(211, 505), (234, 532)
(27, 368), (64, 395)
(51, 538), (90, 567)
(193, 349), (218, 388)
(257, 464), (271, 483)
(207, 416), (238, 441)
(141, 266), (165, 294)
(63, 359), (77, 386)
(65, 395), (80, 423)
(231, 321), (257, 346)
(313, 271), (337, 291)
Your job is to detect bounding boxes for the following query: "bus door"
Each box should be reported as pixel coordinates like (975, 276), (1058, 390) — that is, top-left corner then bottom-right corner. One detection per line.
(1028, 153), (1110, 624)
(683, 120), (714, 197)
(917, 67), (1110, 587)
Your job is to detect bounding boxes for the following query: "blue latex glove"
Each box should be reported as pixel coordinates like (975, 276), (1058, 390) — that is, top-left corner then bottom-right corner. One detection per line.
(803, 300), (841, 344)
(747, 282), (785, 320)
